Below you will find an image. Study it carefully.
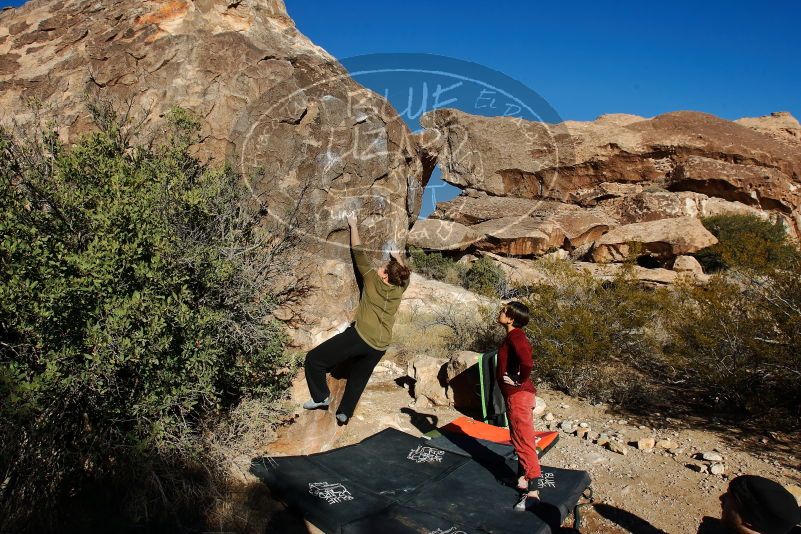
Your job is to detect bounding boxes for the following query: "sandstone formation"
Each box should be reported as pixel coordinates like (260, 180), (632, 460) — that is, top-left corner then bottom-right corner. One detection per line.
(406, 355), (449, 407)
(0, 0), (424, 347)
(734, 111), (801, 147)
(414, 107), (800, 282)
(420, 108), (801, 216)
(425, 195), (613, 255)
(590, 217), (718, 264)
(407, 218), (479, 251)
(672, 255), (704, 275)
(398, 273), (494, 318)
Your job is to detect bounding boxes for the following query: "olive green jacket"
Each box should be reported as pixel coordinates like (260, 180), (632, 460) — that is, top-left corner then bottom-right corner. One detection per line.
(352, 245), (410, 350)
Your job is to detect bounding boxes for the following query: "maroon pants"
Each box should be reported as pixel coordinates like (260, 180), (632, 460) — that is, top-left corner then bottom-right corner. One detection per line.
(506, 390), (542, 481)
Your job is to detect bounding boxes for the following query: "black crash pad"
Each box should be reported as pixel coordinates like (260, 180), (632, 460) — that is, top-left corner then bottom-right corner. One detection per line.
(251, 427), (590, 533)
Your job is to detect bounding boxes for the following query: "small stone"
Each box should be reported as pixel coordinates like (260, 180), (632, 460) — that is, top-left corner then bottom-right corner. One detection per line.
(710, 463), (725, 475)
(607, 441), (628, 455)
(701, 451), (724, 462)
(587, 431), (600, 441)
(560, 421), (574, 433)
(656, 439), (673, 449)
(575, 427), (589, 439)
(688, 463), (708, 473)
(533, 397), (547, 416)
(636, 437), (656, 450)
(638, 425), (650, 431)
(579, 422), (590, 428)
(618, 420), (628, 425)
(596, 433), (610, 446)
(587, 452), (606, 464)
(544, 412), (555, 422)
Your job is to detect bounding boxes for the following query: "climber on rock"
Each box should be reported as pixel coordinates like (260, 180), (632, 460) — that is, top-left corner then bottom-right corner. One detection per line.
(302, 212), (411, 425)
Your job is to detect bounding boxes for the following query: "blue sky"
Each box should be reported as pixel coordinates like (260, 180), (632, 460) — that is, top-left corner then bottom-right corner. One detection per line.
(3, 0), (799, 215)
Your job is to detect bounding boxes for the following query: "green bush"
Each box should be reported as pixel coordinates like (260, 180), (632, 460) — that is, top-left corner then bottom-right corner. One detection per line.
(408, 247), (463, 282)
(694, 214), (799, 272)
(462, 256), (507, 298)
(0, 104), (293, 531)
(409, 248), (508, 297)
(664, 268), (801, 417)
(521, 261), (666, 401)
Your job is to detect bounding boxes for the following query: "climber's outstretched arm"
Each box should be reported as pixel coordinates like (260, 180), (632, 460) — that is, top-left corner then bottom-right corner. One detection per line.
(347, 213), (361, 247)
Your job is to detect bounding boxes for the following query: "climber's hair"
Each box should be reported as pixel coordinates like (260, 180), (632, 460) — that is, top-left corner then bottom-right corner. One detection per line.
(385, 257), (411, 287)
(503, 301), (530, 328)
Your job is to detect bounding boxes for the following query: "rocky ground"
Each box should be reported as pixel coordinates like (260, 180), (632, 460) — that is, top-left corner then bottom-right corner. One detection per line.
(259, 364), (801, 534)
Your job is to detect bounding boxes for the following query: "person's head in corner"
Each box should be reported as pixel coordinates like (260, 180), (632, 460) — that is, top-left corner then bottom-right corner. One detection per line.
(498, 301), (530, 328)
(720, 475), (800, 533)
(377, 257), (410, 287)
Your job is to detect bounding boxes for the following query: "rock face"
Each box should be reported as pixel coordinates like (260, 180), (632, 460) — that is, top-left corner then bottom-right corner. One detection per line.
(421, 108), (801, 213)
(407, 219), (479, 251)
(398, 273), (494, 317)
(735, 111), (801, 146)
(406, 355), (449, 407)
(444, 350), (481, 409)
(414, 107), (801, 282)
(431, 196), (613, 255)
(591, 217), (718, 264)
(0, 0), (424, 347)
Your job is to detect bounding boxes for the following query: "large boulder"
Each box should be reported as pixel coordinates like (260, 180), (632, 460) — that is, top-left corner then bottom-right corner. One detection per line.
(670, 156), (801, 213)
(432, 195), (613, 256)
(407, 218), (480, 251)
(406, 355), (449, 407)
(672, 255), (704, 275)
(591, 217), (718, 264)
(470, 216), (561, 256)
(603, 190), (769, 224)
(420, 108), (801, 241)
(431, 194), (562, 224)
(422, 108), (801, 208)
(444, 350), (481, 409)
(398, 273), (494, 318)
(476, 252), (548, 286)
(0, 0), (424, 348)
(575, 262), (680, 286)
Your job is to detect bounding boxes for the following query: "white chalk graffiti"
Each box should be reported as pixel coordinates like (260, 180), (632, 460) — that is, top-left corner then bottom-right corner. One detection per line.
(407, 445), (445, 464)
(429, 528), (467, 534)
(308, 481), (354, 504)
(537, 472), (556, 489)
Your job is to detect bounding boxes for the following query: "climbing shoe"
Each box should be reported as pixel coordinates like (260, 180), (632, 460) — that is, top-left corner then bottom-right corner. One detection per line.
(302, 397), (330, 410)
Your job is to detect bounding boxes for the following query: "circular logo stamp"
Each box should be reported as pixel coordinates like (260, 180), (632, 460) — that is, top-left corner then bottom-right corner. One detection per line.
(230, 53), (573, 258)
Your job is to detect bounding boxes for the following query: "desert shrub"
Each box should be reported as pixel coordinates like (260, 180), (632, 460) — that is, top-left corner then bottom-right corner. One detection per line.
(695, 214), (799, 272)
(409, 248), (507, 297)
(664, 267), (801, 419)
(408, 247), (467, 285)
(462, 256), (507, 298)
(520, 261), (668, 401)
(427, 304), (504, 354)
(0, 103), (296, 531)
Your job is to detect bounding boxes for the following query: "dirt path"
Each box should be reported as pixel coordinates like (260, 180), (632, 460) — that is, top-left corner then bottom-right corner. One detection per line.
(309, 372), (801, 533)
